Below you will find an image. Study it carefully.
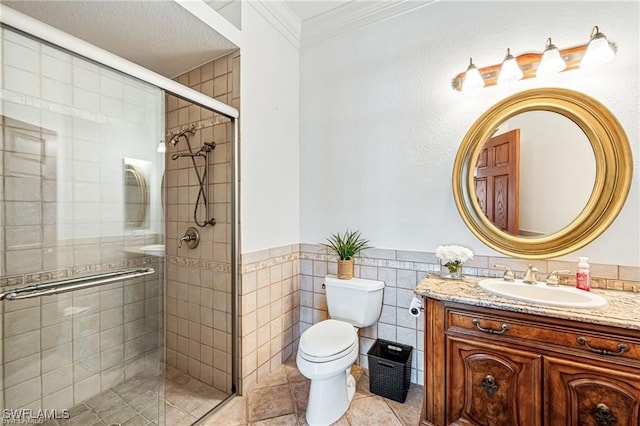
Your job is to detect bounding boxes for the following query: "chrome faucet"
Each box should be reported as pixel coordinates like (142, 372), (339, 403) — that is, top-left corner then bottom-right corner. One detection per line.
(523, 264), (538, 284)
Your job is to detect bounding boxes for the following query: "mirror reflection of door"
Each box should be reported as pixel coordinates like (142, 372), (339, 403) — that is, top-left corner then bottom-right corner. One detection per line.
(474, 130), (520, 234)
(472, 111), (595, 237)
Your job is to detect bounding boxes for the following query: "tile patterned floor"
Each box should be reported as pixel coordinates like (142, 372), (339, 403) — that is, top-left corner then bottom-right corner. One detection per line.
(37, 357), (422, 426)
(42, 366), (229, 426)
(199, 356), (423, 426)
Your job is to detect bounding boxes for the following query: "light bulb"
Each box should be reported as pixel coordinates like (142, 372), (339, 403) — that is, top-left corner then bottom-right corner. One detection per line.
(497, 48), (523, 85)
(537, 38), (566, 77)
(462, 58), (485, 91)
(157, 141), (166, 153)
(581, 26), (615, 69)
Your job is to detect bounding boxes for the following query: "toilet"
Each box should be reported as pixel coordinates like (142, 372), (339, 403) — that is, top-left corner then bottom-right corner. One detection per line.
(297, 275), (385, 425)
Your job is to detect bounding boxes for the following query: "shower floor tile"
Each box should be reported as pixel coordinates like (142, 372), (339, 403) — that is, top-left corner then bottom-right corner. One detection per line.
(41, 366), (229, 426)
(200, 356), (423, 426)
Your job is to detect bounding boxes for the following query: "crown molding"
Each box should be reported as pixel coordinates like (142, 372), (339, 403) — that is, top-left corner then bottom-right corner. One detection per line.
(301, 0), (438, 48)
(248, 0), (302, 48)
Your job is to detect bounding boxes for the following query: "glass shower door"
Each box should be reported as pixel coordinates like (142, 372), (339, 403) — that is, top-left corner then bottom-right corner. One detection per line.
(0, 27), (166, 425)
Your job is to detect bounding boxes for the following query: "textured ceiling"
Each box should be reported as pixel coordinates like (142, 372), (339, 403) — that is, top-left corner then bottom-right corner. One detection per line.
(3, 0), (370, 77)
(3, 0), (238, 78)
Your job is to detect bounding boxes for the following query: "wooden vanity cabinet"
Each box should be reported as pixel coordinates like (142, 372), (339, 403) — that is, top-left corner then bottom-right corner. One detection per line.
(544, 357), (640, 426)
(421, 297), (640, 426)
(447, 336), (542, 426)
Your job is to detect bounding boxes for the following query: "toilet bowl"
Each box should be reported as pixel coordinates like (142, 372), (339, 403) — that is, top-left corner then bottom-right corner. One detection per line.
(297, 320), (358, 425)
(296, 276), (385, 426)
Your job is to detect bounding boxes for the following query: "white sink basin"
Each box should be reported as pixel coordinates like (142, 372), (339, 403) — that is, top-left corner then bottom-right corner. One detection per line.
(478, 279), (608, 308)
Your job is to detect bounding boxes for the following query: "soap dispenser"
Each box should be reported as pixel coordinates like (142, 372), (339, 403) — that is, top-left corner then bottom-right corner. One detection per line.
(576, 257), (591, 291)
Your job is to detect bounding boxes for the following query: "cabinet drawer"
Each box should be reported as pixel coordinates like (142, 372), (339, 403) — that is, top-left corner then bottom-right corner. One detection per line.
(446, 309), (640, 362)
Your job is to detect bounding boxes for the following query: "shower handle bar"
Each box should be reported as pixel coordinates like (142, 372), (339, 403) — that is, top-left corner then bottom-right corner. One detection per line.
(0, 267), (155, 301)
(170, 152), (205, 161)
(205, 148), (211, 225)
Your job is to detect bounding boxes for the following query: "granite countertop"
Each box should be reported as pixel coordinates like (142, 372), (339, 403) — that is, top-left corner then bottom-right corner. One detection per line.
(415, 275), (640, 331)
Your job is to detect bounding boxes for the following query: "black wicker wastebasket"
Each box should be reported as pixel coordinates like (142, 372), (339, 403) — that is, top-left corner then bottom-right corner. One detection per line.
(367, 339), (413, 402)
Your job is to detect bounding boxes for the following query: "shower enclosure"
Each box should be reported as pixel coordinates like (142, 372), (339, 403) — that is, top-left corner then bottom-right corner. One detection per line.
(0, 18), (238, 426)
(163, 89), (237, 421)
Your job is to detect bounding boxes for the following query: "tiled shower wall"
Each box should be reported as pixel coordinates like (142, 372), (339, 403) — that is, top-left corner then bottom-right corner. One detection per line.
(1, 262), (163, 410)
(0, 28), (165, 411)
(164, 50), (239, 393)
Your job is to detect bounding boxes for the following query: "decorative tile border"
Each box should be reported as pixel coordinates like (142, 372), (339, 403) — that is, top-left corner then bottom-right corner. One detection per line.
(165, 255), (231, 273)
(0, 256), (159, 290)
(298, 244), (639, 293)
(166, 116), (231, 138)
(241, 252), (299, 274)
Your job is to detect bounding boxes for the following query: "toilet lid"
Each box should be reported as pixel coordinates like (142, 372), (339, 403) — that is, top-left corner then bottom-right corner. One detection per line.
(299, 319), (357, 361)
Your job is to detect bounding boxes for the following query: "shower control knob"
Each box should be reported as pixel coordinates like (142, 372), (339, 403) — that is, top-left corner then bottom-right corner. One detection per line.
(178, 227), (200, 249)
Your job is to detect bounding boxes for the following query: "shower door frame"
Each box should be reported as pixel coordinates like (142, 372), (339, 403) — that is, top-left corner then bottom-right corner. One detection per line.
(0, 2), (242, 407)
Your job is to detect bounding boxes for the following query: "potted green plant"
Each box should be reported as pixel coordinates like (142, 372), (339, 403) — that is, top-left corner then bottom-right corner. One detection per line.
(324, 229), (371, 279)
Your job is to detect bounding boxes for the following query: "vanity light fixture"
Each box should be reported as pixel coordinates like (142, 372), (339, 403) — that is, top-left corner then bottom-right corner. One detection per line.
(537, 38), (566, 77)
(580, 26), (616, 69)
(451, 26), (616, 91)
(462, 58), (485, 91)
(497, 48), (523, 85)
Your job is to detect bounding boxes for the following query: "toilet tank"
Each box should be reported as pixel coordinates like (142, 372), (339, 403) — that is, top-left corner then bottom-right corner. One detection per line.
(325, 276), (385, 327)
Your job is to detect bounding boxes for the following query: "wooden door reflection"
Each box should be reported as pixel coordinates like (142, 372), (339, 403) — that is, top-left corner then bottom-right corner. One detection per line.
(474, 129), (520, 235)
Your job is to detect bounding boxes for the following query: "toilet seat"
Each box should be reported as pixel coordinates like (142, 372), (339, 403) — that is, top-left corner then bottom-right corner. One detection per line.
(299, 319), (357, 363)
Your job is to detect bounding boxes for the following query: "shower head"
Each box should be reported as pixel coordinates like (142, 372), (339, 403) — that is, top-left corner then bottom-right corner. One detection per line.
(167, 134), (180, 147)
(168, 126), (196, 147)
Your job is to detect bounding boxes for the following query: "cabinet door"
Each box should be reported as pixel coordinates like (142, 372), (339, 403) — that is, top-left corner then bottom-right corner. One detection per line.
(545, 356), (640, 426)
(447, 336), (542, 426)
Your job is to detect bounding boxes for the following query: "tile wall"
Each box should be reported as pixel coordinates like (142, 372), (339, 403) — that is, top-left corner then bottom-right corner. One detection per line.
(1, 259), (163, 411)
(242, 243), (639, 391)
(239, 245), (300, 393)
(298, 244), (433, 385)
(164, 50), (240, 394)
(0, 28), (165, 412)
(0, 28), (165, 276)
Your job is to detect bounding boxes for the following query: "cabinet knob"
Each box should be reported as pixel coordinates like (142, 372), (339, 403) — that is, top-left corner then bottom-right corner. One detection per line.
(593, 403), (617, 426)
(482, 374), (498, 396)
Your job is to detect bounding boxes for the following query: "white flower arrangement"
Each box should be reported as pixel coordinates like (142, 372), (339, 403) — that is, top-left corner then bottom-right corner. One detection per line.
(435, 245), (474, 271)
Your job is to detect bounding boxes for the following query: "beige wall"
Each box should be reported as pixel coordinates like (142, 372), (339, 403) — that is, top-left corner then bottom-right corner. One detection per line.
(164, 51), (239, 393)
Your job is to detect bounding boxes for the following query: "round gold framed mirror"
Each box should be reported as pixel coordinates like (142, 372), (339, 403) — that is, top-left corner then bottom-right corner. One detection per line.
(453, 88), (632, 259)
